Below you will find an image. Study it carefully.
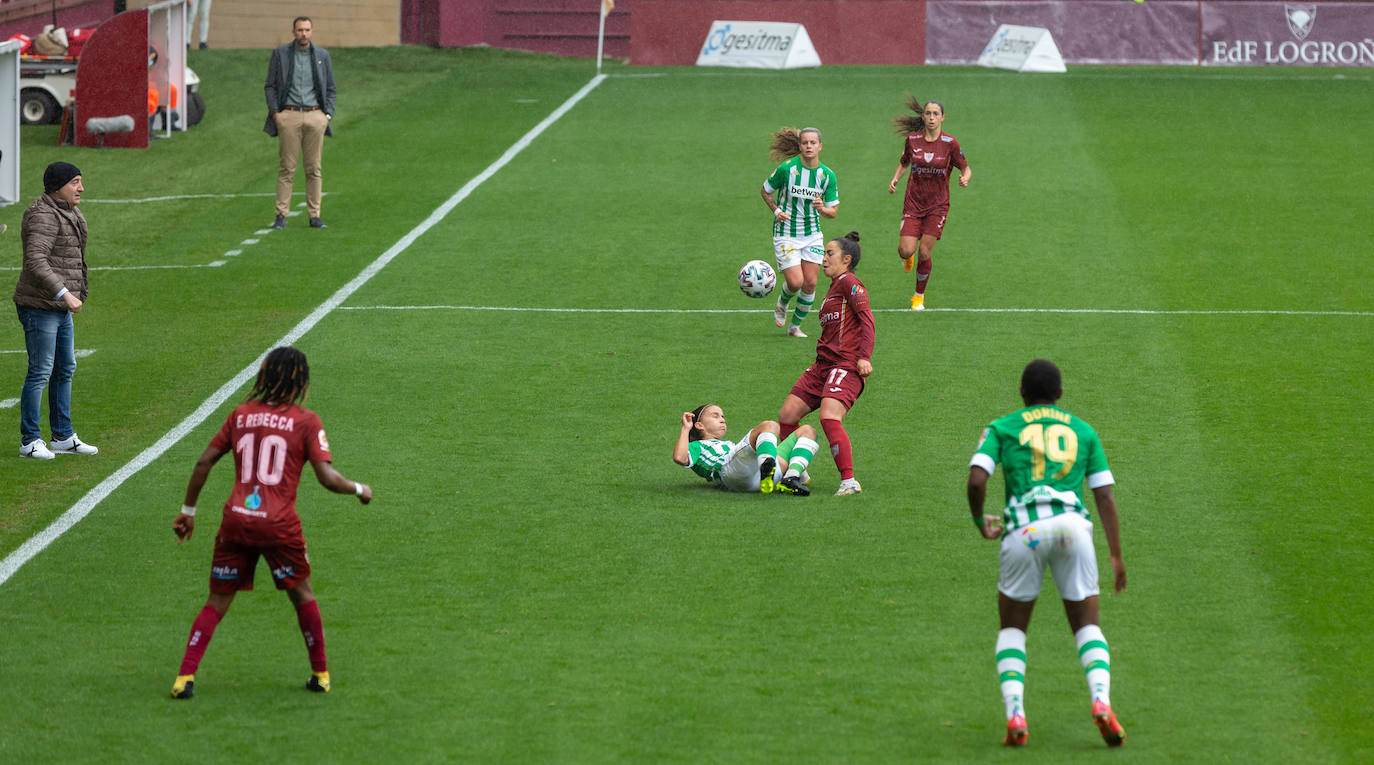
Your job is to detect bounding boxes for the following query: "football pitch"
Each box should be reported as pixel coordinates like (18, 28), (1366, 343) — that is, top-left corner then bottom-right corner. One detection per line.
(1, 47), (1371, 763)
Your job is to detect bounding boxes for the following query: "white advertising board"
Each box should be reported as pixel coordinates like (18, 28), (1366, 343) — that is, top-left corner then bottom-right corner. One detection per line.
(977, 24), (1067, 72)
(696, 21), (821, 69)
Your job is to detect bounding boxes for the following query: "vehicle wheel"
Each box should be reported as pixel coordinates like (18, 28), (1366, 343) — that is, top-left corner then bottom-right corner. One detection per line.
(186, 90), (205, 127)
(21, 90), (60, 125)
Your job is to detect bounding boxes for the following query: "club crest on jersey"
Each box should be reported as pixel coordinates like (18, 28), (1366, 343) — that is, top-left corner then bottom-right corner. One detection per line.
(922, 152), (934, 163)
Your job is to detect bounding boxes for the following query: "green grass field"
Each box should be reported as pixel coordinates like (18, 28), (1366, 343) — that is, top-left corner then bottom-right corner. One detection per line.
(1, 47), (1371, 763)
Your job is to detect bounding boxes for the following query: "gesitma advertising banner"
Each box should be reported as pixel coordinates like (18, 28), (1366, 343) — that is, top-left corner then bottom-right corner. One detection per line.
(696, 21), (822, 69)
(1205, 2), (1374, 66)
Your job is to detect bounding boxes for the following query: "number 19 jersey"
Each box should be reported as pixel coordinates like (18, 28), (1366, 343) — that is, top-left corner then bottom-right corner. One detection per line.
(969, 405), (1113, 534)
(209, 400), (332, 544)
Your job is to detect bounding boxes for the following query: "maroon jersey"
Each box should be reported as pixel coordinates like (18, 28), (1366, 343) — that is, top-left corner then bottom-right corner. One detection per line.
(208, 400), (331, 545)
(815, 271), (875, 370)
(899, 132), (967, 216)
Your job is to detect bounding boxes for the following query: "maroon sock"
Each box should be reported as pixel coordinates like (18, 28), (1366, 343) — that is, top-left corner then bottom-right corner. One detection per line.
(178, 605), (223, 676)
(916, 259), (932, 295)
(295, 599), (328, 672)
(820, 418), (853, 480)
(779, 421), (799, 440)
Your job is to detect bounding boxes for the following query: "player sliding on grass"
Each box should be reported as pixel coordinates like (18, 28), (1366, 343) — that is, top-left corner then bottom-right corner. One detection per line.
(778, 231), (874, 496)
(170, 346), (372, 699)
(673, 404), (819, 496)
(967, 359), (1126, 748)
(888, 96), (970, 311)
(760, 126), (839, 339)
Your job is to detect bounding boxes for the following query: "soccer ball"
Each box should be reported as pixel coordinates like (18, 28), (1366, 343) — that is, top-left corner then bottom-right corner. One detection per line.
(738, 260), (776, 298)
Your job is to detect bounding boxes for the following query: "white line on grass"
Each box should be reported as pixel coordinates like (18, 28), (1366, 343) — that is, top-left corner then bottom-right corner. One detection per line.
(337, 304), (1374, 318)
(82, 192), (334, 204)
(0, 74), (608, 589)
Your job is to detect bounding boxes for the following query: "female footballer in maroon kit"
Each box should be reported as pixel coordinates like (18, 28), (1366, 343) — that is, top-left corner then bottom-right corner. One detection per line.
(778, 231), (874, 495)
(170, 347), (372, 699)
(888, 97), (971, 311)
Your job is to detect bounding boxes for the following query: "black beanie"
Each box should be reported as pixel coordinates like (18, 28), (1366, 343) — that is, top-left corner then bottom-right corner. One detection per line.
(44, 161), (81, 194)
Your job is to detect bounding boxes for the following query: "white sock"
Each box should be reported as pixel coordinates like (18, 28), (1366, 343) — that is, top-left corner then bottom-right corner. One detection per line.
(996, 627), (1027, 720)
(783, 436), (818, 478)
(1075, 624), (1111, 705)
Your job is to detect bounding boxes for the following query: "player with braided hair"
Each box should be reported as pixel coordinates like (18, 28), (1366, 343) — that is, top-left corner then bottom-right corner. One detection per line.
(169, 346), (371, 699)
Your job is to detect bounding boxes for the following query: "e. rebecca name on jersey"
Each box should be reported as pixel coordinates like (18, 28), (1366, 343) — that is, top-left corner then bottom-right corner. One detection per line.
(237, 412), (298, 431)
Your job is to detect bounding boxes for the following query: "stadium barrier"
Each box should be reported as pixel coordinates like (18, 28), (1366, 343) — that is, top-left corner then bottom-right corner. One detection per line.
(928, 0), (1374, 67)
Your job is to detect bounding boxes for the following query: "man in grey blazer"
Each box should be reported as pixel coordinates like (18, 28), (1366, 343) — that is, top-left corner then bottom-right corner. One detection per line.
(264, 16), (336, 230)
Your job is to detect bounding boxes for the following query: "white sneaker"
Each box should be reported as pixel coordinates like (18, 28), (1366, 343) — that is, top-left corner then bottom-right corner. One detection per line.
(787, 326), (808, 339)
(834, 478), (862, 496)
(773, 303), (787, 328)
(20, 439), (55, 460)
(49, 434), (98, 455)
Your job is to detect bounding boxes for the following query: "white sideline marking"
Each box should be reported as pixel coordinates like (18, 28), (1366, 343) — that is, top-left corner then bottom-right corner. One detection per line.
(82, 192), (332, 204)
(241, 238), (260, 245)
(338, 304), (1374, 318)
(0, 74), (608, 589)
(1, 350), (97, 408)
(0, 349), (98, 357)
(225, 249), (243, 257)
(0, 263), (227, 272)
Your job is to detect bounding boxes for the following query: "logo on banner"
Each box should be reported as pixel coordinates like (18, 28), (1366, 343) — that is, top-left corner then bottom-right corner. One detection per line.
(1285, 4), (1316, 40)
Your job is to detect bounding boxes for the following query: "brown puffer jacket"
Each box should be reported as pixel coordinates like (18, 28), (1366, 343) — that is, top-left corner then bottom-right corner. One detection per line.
(13, 194), (87, 311)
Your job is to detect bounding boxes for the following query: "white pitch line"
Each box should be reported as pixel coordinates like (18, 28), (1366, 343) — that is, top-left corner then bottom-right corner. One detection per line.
(337, 304), (1374, 318)
(82, 192), (333, 204)
(0, 74), (608, 589)
(0, 398), (17, 408)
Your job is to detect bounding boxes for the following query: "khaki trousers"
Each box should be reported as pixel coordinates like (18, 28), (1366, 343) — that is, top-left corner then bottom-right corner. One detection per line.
(275, 109), (327, 218)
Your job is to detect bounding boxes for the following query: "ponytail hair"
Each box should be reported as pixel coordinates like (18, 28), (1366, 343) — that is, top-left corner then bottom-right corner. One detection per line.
(894, 95), (944, 135)
(768, 126), (822, 162)
(832, 231), (862, 271)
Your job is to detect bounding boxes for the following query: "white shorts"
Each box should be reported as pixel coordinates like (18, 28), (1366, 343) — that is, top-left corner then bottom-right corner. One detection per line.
(773, 233), (825, 271)
(716, 436), (783, 492)
(998, 512), (1100, 602)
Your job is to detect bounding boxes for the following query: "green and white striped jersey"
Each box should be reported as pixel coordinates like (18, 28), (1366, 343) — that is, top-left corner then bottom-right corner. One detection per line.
(686, 438), (735, 483)
(970, 405), (1114, 535)
(764, 158), (839, 238)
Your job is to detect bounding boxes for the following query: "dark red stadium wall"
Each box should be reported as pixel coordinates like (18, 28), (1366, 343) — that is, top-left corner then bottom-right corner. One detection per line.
(0, 0), (114, 40)
(400, 0), (631, 58)
(630, 1), (925, 65)
(73, 7), (147, 148)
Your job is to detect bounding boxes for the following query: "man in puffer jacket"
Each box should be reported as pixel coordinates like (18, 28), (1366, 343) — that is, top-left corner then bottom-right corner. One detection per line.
(13, 161), (98, 459)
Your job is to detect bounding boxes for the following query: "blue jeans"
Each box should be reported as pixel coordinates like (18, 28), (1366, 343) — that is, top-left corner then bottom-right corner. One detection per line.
(16, 304), (76, 445)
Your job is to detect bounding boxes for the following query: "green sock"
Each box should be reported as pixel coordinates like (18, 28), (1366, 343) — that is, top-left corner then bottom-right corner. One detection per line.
(783, 435), (818, 478)
(790, 290), (815, 329)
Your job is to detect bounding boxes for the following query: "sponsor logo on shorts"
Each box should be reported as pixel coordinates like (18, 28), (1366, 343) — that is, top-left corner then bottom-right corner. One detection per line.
(212, 565), (239, 580)
(271, 565), (296, 581)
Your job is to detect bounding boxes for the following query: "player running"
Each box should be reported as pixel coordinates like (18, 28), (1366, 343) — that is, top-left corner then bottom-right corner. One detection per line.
(967, 359), (1127, 748)
(777, 231), (874, 496)
(760, 126), (839, 338)
(170, 346), (372, 699)
(888, 97), (970, 311)
(674, 404), (819, 495)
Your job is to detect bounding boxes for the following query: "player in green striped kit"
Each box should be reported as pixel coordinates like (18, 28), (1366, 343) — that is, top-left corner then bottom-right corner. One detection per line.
(759, 127), (838, 339)
(966, 360), (1127, 748)
(672, 404), (818, 496)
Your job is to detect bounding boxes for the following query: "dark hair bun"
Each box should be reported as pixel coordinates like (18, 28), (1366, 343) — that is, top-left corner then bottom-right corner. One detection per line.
(844, 230), (860, 243)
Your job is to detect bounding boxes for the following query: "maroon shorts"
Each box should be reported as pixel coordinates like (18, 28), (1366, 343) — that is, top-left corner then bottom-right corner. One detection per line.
(900, 208), (949, 240)
(209, 534), (311, 593)
(789, 363), (866, 411)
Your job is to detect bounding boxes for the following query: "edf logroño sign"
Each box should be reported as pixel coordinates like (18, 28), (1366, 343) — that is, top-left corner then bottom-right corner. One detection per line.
(1206, 2), (1374, 66)
(696, 21), (822, 69)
